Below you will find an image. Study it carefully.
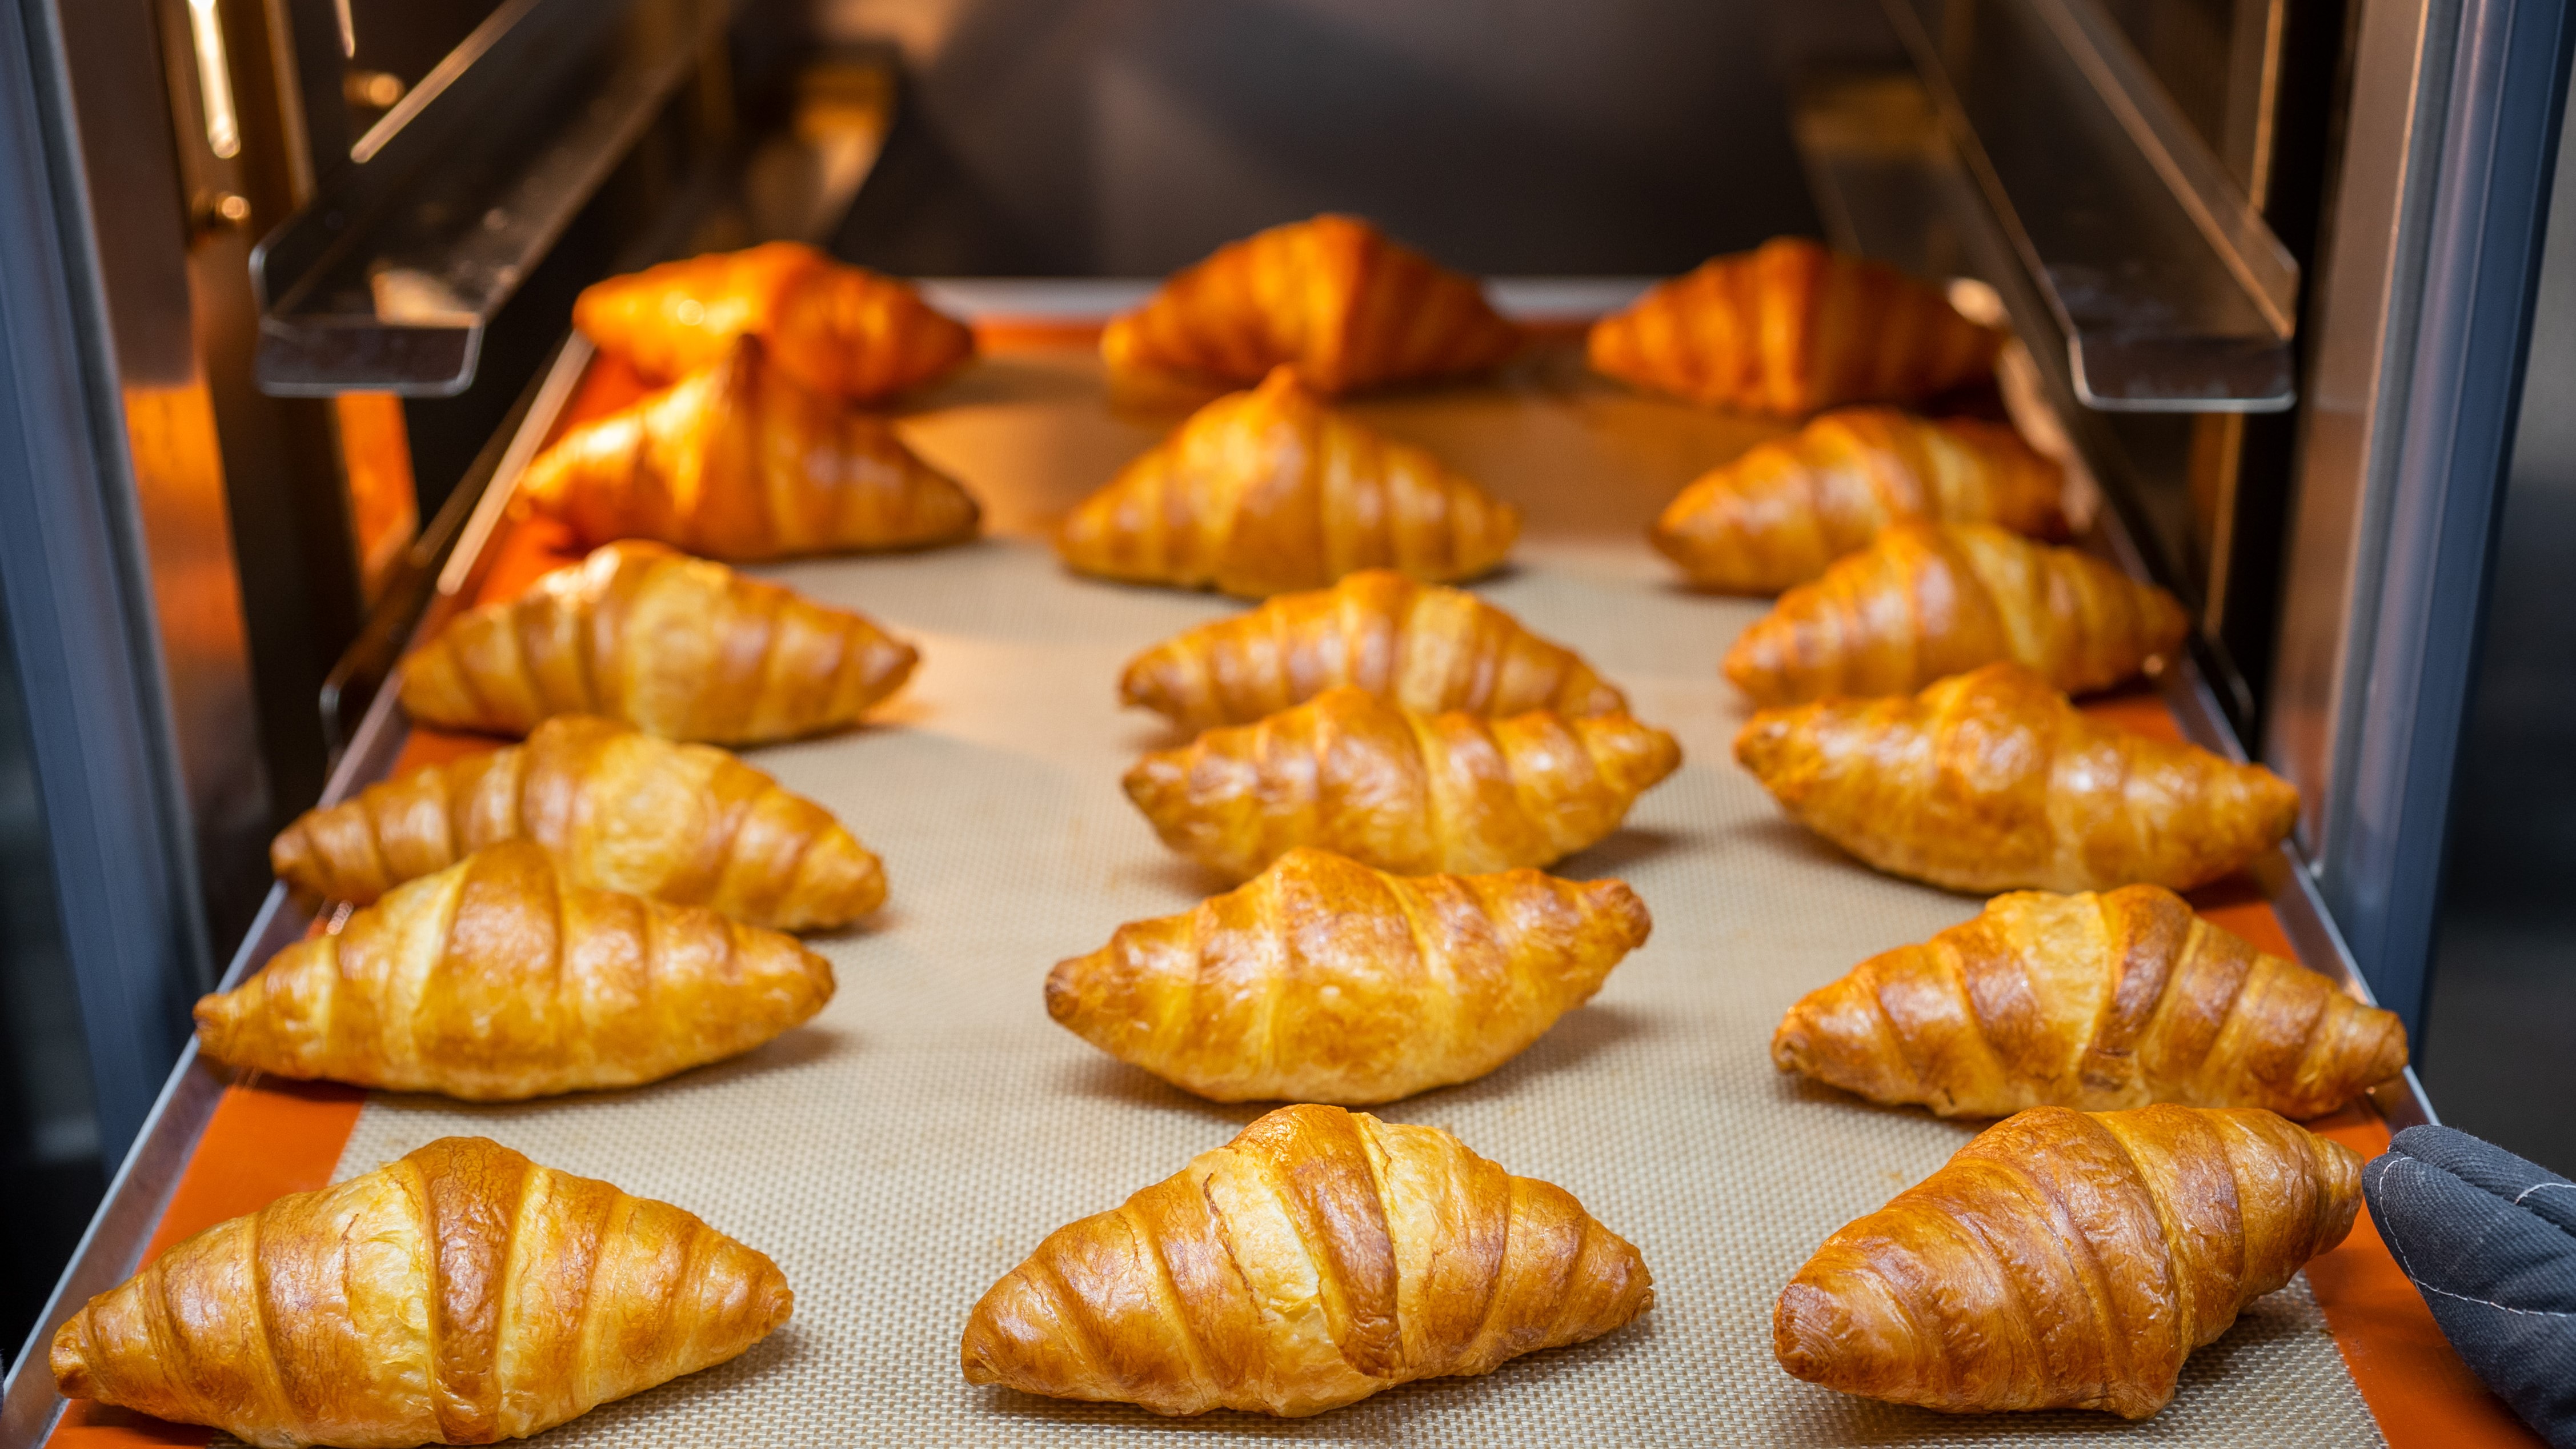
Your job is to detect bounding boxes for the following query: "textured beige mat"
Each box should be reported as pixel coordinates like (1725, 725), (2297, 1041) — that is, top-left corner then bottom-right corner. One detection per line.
(322, 350), (2382, 1447)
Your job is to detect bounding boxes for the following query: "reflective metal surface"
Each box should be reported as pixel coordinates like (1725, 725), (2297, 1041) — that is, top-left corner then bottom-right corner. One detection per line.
(252, 0), (734, 394)
(1884, 0), (2301, 409)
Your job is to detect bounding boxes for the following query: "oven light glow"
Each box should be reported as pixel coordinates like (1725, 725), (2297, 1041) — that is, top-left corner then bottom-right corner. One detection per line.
(184, 0), (241, 159)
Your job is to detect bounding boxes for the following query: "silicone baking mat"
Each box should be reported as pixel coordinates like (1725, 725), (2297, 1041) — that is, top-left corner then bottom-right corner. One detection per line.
(50, 341), (2526, 1448)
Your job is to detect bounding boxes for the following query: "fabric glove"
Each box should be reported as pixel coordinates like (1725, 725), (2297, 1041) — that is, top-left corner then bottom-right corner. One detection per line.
(2365, 1125), (2576, 1448)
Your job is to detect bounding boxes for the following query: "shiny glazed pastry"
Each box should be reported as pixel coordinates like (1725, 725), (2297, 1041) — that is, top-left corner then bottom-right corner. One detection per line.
(1118, 569), (1625, 729)
(51, 1135), (791, 1449)
(1589, 238), (2001, 416)
(961, 1103), (1651, 1415)
(1125, 686), (1680, 880)
(574, 241), (972, 401)
(1100, 213), (1521, 400)
(1774, 1103), (2361, 1418)
(1057, 366), (1519, 598)
(1723, 521), (2189, 706)
(1734, 663), (2298, 893)
(195, 843), (834, 1099)
(521, 335), (979, 560)
(269, 715), (884, 930)
(1773, 884), (2408, 1118)
(1048, 847), (1649, 1103)
(1652, 409), (2066, 593)
(398, 540), (917, 744)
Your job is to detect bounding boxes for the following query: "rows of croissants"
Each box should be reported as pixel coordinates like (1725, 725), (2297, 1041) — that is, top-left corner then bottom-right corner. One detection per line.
(50, 216), (2404, 1446)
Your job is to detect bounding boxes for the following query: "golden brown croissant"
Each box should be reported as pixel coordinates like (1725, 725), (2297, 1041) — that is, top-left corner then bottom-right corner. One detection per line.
(1049, 847), (1649, 1103)
(1774, 884), (2407, 1118)
(1653, 409), (2067, 593)
(196, 842), (834, 1099)
(962, 1103), (1650, 1415)
(574, 241), (972, 401)
(1774, 1103), (2361, 1418)
(1589, 237), (2001, 416)
(1119, 569), (1625, 729)
(1734, 663), (2299, 893)
(1125, 686), (1679, 880)
(1058, 366), (1519, 598)
(1724, 521), (2189, 705)
(1100, 213), (1523, 400)
(270, 714), (884, 930)
(53, 1135), (790, 1448)
(521, 335), (978, 561)
(398, 539), (916, 744)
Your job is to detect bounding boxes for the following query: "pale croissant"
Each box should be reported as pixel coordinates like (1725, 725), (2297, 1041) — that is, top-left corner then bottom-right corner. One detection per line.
(196, 842), (834, 1099)
(1775, 1104), (2361, 1417)
(1125, 686), (1679, 880)
(962, 1103), (1650, 1415)
(1059, 366), (1519, 598)
(398, 539), (916, 744)
(1589, 237), (2000, 416)
(1100, 213), (1522, 401)
(1734, 663), (2299, 893)
(522, 335), (978, 561)
(574, 240), (972, 401)
(1724, 521), (2189, 705)
(270, 714), (884, 930)
(53, 1135), (790, 1448)
(1653, 409), (2066, 593)
(1774, 884), (2407, 1118)
(1049, 847), (1649, 1103)
(1119, 569), (1625, 729)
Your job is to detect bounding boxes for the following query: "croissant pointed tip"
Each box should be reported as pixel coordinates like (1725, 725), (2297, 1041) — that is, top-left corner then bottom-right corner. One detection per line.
(49, 1315), (91, 1397)
(1773, 1278), (1908, 1396)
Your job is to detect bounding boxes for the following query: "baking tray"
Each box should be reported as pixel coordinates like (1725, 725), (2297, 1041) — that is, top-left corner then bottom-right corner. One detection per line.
(6, 306), (2527, 1449)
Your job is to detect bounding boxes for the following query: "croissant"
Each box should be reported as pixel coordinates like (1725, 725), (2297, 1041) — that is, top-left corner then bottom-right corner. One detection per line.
(1774, 884), (2407, 1118)
(1653, 409), (2068, 593)
(1126, 687), (1679, 881)
(1724, 522), (2189, 705)
(52, 1135), (790, 1448)
(1775, 1103), (2361, 1418)
(1100, 213), (1522, 401)
(196, 842), (834, 1099)
(1589, 237), (2001, 416)
(962, 1103), (1650, 1415)
(1049, 847), (1649, 1104)
(1059, 366), (1519, 598)
(269, 714), (884, 930)
(573, 241), (972, 401)
(1119, 569), (1624, 729)
(398, 539), (916, 744)
(520, 335), (977, 561)
(1734, 663), (2299, 893)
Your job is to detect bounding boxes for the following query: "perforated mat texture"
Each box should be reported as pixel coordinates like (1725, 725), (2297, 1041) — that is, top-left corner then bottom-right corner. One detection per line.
(311, 351), (2381, 1448)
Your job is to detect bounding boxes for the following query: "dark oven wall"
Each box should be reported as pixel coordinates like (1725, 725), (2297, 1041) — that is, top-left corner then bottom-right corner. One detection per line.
(826, 0), (1843, 278)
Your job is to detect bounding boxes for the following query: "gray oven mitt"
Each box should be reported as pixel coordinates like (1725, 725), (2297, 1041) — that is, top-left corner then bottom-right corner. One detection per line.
(2363, 1125), (2576, 1449)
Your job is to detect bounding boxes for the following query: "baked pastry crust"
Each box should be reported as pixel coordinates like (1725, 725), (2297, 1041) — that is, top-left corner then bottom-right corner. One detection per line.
(1058, 366), (1519, 597)
(1652, 408), (2066, 593)
(574, 241), (971, 400)
(196, 842), (835, 1099)
(1048, 846), (1649, 1103)
(1100, 214), (1521, 400)
(1775, 1103), (2361, 1418)
(269, 714), (884, 930)
(1722, 521), (2189, 706)
(51, 1135), (791, 1449)
(1773, 884), (2407, 1117)
(962, 1103), (1651, 1415)
(1125, 686), (1679, 880)
(1117, 569), (1624, 728)
(398, 540), (918, 744)
(523, 335), (978, 560)
(1733, 662), (2298, 893)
